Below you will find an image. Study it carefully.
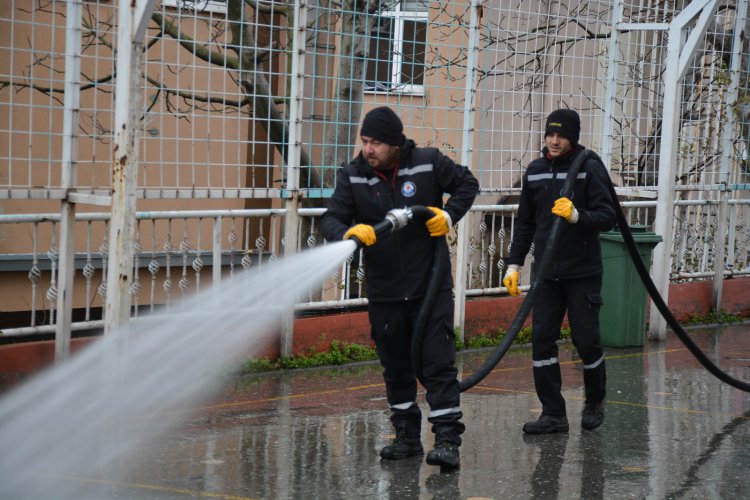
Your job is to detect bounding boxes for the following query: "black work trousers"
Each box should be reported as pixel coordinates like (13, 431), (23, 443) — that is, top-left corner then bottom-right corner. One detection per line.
(369, 287), (465, 446)
(531, 275), (607, 417)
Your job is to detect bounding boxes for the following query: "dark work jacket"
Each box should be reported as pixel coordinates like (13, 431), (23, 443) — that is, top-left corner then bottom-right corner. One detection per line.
(320, 138), (479, 302)
(507, 145), (616, 279)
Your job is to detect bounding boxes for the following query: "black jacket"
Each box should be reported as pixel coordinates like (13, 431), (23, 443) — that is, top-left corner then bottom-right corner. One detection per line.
(320, 138), (479, 302)
(507, 145), (616, 279)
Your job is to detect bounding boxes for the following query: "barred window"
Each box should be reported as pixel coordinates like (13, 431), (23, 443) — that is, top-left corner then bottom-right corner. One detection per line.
(365, 0), (428, 95)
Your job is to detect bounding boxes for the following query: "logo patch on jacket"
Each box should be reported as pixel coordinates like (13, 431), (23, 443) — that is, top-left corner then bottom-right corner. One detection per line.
(401, 181), (416, 197)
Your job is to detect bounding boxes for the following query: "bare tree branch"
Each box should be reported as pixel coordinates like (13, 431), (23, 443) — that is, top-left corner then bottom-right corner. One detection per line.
(151, 12), (241, 70)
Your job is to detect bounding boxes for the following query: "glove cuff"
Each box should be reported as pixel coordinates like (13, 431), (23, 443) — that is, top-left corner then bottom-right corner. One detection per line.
(504, 265), (520, 279)
(569, 208), (579, 224)
(443, 210), (452, 228)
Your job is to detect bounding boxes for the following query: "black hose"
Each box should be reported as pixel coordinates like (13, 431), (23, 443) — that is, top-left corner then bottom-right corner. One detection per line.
(371, 218), (399, 240)
(452, 147), (750, 393)
(607, 184), (750, 392)
(409, 206), (445, 378)
(346, 205), (442, 378)
(459, 149), (590, 392)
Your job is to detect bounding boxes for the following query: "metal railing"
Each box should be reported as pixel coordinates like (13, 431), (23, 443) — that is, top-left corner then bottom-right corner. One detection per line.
(3, 197), (749, 338)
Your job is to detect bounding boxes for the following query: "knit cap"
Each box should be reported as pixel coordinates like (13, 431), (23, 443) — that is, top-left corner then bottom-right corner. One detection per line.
(545, 109), (580, 145)
(360, 107), (404, 146)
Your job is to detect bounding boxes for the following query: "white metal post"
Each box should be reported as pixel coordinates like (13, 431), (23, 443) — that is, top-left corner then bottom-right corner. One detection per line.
(213, 216), (223, 286)
(104, 0), (155, 334)
(55, 0), (83, 362)
(712, 0), (746, 309)
(280, 0), (308, 357)
(453, 0), (481, 343)
(648, 28), (681, 340)
(600, 0), (623, 167)
(648, 0), (718, 339)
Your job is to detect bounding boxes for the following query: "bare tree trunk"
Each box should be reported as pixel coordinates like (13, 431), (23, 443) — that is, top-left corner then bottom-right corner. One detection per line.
(227, 0), (318, 188)
(736, 14), (750, 160)
(320, 0), (381, 189)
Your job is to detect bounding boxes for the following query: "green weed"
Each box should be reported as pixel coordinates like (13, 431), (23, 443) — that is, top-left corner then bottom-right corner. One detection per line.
(686, 309), (742, 325)
(240, 340), (378, 374)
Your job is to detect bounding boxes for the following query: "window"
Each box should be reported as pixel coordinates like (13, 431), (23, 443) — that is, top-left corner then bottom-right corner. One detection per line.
(162, 0), (227, 15)
(365, 0), (428, 95)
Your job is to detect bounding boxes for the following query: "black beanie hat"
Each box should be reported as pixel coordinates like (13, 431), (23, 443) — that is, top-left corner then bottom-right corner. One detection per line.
(545, 109), (580, 145)
(360, 106), (404, 146)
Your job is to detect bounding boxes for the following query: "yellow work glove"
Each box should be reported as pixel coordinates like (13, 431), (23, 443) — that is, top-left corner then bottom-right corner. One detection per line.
(502, 264), (521, 297)
(426, 206), (452, 237)
(552, 197), (579, 223)
(344, 224), (376, 246)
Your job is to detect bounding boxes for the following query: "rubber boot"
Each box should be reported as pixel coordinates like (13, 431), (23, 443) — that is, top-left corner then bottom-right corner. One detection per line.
(522, 414), (569, 434)
(581, 402), (604, 430)
(425, 421), (463, 470)
(380, 436), (424, 460)
(380, 404), (423, 460)
(426, 442), (460, 470)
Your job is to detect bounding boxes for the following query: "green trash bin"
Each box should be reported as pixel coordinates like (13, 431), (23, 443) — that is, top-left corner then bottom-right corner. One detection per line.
(599, 226), (662, 347)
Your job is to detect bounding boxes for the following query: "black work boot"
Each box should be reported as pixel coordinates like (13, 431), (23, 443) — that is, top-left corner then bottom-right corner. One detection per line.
(380, 436), (424, 460)
(581, 402), (605, 430)
(522, 414), (569, 434)
(426, 442), (460, 470)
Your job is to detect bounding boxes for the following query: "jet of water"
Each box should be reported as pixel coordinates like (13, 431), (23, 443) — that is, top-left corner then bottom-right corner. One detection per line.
(0, 240), (357, 499)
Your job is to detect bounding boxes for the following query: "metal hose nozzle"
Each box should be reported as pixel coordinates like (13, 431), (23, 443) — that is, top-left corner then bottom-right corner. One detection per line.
(382, 208), (413, 232)
(350, 206), (429, 249)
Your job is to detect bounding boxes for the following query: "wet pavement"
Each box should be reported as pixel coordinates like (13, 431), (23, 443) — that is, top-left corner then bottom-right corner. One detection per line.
(34, 322), (750, 499)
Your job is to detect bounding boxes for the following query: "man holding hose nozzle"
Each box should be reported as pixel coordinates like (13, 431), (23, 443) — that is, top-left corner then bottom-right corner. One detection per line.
(320, 106), (478, 470)
(503, 109), (617, 434)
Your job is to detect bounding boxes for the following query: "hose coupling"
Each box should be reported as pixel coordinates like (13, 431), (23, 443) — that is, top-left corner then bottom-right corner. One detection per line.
(384, 208), (413, 232)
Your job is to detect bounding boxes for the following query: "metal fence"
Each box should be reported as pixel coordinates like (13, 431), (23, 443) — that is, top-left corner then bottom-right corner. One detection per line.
(1, 0), (749, 353)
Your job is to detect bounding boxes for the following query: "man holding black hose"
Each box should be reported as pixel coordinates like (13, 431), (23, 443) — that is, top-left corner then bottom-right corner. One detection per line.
(503, 109), (617, 434)
(320, 106), (478, 469)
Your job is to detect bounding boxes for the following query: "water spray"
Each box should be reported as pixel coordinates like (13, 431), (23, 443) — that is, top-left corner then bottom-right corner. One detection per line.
(0, 241), (359, 499)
